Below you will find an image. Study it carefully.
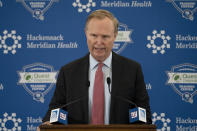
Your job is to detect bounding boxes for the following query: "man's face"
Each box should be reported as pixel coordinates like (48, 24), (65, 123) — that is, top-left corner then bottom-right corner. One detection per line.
(85, 17), (117, 62)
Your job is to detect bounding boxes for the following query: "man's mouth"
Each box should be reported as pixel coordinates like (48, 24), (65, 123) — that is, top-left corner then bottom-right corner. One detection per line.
(94, 47), (105, 50)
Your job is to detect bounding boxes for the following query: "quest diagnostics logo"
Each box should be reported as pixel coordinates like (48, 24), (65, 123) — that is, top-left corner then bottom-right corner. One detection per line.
(16, 0), (59, 20)
(166, 0), (197, 21)
(113, 23), (133, 54)
(18, 63), (58, 103)
(0, 30), (22, 55)
(0, 113), (22, 131)
(166, 63), (197, 104)
(72, 0), (96, 13)
(147, 30), (171, 54)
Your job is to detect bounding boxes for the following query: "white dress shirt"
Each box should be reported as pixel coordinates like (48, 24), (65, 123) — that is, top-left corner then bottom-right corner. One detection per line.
(88, 52), (112, 124)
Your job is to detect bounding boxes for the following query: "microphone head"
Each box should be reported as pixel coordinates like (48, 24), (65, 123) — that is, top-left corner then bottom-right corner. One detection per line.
(50, 108), (68, 124)
(87, 80), (90, 87)
(129, 107), (147, 123)
(107, 77), (111, 85)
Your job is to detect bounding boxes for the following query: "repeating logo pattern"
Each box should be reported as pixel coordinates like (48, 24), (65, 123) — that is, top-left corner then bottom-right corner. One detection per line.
(152, 112), (171, 131)
(167, 0), (197, 20)
(16, 0), (59, 20)
(166, 63), (197, 104)
(0, 30), (22, 55)
(113, 23), (132, 54)
(0, 0), (2, 7)
(0, 83), (3, 91)
(147, 30), (171, 54)
(18, 63), (57, 103)
(146, 83), (152, 90)
(72, 0), (96, 13)
(0, 113), (22, 131)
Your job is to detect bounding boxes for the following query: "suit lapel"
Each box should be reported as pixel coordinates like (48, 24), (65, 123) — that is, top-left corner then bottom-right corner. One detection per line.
(79, 54), (89, 123)
(68, 54), (89, 123)
(110, 52), (122, 123)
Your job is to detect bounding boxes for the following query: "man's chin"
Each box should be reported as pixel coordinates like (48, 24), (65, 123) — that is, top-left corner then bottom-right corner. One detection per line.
(93, 55), (106, 62)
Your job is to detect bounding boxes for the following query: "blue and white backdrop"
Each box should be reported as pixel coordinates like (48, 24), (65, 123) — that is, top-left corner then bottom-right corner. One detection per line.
(0, 0), (197, 130)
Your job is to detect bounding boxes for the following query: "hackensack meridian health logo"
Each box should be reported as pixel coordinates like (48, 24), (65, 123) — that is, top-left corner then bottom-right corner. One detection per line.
(72, 0), (96, 13)
(18, 63), (57, 103)
(152, 112), (171, 131)
(0, 30), (22, 55)
(0, 113), (22, 131)
(166, 0), (197, 21)
(166, 63), (197, 104)
(16, 0), (59, 20)
(113, 23), (133, 54)
(147, 30), (171, 54)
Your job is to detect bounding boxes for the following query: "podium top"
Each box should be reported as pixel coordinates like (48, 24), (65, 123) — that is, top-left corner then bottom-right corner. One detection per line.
(40, 124), (156, 131)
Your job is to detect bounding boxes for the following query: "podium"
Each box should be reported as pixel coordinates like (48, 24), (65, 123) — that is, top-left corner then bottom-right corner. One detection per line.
(39, 124), (156, 131)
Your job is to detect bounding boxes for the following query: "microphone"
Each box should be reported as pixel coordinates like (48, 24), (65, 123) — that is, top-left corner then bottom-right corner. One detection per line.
(107, 77), (111, 93)
(50, 81), (90, 125)
(50, 108), (68, 124)
(106, 77), (137, 107)
(106, 77), (147, 123)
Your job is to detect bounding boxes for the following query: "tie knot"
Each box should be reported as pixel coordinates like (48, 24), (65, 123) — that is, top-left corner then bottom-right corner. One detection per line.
(98, 63), (104, 69)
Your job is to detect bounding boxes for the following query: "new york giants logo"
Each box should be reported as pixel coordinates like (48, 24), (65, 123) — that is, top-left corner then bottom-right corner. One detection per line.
(60, 112), (66, 120)
(131, 111), (137, 118)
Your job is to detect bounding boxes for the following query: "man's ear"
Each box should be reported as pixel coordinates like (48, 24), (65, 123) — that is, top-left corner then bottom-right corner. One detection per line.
(114, 32), (118, 39)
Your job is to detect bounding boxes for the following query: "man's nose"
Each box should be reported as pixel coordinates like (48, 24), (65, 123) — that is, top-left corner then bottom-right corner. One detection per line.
(96, 37), (103, 44)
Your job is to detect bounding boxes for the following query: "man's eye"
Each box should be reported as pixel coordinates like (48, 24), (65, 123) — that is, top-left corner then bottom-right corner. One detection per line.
(103, 36), (109, 39)
(91, 34), (97, 37)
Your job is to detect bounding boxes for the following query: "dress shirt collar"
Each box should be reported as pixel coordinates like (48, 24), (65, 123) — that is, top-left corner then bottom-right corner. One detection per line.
(89, 52), (112, 70)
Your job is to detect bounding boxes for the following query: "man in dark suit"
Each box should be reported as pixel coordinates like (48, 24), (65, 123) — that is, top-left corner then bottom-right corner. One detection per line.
(42, 9), (152, 125)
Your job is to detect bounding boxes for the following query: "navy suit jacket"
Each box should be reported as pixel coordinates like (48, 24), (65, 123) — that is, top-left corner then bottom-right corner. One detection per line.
(43, 52), (152, 124)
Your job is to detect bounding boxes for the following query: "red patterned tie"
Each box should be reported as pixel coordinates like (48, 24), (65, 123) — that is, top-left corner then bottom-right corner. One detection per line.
(91, 63), (104, 124)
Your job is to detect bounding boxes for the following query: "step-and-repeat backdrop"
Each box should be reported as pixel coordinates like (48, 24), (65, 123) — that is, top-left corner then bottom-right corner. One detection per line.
(0, 0), (197, 130)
